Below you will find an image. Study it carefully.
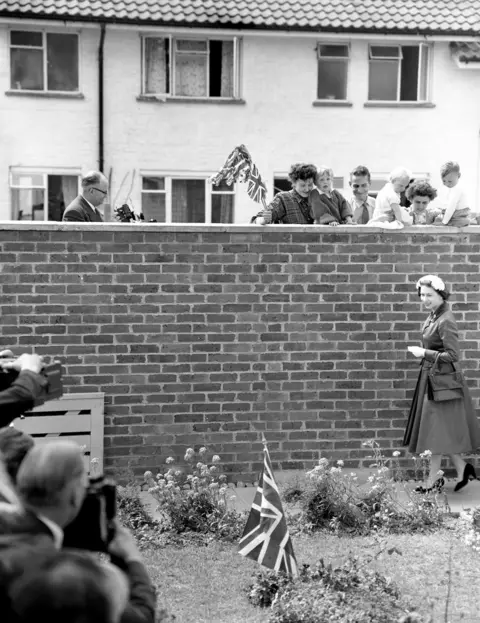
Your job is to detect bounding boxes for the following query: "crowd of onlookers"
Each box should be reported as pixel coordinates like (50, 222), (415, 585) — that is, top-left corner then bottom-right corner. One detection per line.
(254, 161), (480, 227)
(0, 350), (156, 623)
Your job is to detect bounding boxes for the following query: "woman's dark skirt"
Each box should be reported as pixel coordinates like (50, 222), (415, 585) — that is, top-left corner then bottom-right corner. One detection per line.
(403, 364), (480, 454)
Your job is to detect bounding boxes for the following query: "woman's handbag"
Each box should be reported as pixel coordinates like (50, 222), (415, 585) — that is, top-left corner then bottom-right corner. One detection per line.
(427, 353), (464, 402)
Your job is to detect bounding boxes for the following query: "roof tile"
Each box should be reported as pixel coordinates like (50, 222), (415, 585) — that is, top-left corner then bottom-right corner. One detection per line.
(1, 0), (480, 34)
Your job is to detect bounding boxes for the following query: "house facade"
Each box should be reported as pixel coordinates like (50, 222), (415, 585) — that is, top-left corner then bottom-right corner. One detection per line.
(1, 0), (480, 223)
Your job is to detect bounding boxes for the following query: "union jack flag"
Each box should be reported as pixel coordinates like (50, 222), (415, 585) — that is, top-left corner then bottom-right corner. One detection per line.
(210, 144), (268, 207)
(238, 442), (298, 576)
(246, 164), (267, 205)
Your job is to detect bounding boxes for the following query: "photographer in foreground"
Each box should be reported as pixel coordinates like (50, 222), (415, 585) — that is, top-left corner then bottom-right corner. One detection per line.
(0, 440), (156, 623)
(0, 353), (47, 426)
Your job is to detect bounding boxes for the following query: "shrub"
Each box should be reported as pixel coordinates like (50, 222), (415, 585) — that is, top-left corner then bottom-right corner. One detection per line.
(144, 447), (245, 541)
(283, 442), (445, 536)
(247, 555), (428, 623)
(117, 485), (163, 549)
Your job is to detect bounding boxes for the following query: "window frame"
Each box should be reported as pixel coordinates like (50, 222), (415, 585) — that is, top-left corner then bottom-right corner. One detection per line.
(316, 42), (350, 101)
(8, 28), (81, 94)
(9, 167), (81, 221)
(140, 173), (236, 224)
(367, 43), (431, 103)
(141, 34), (241, 99)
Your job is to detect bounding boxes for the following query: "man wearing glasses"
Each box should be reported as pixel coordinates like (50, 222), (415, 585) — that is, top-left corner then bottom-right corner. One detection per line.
(62, 171), (108, 222)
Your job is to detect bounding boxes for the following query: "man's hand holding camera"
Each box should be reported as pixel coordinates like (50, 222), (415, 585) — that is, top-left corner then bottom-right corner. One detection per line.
(0, 353), (44, 374)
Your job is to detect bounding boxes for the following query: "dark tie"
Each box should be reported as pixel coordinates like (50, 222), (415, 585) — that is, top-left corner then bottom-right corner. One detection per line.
(357, 202), (370, 224)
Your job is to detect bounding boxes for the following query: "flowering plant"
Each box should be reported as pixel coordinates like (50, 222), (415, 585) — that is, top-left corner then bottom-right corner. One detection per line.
(416, 274), (445, 292)
(285, 441), (446, 535)
(144, 447), (243, 539)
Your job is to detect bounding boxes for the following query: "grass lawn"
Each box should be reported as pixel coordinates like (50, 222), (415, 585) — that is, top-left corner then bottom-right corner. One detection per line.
(143, 527), (480, 623)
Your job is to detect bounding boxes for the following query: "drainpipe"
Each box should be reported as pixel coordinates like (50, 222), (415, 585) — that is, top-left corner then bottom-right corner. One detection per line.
(98, 23), (106, 172)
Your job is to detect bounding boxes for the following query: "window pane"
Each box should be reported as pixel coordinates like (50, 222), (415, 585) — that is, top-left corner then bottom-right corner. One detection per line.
(172, 179), (205, 222)
(48, 175), (78, 221)
(11, 31), (43, 47)
(273, 178), (291, 195)
(47, 33), (78, 91)
(10, 48), (44, 90)
(11, 173), (44, 187)
(333, 176), (343, 189)
(142, 176), (165, 191)
(212, 194), (234, 223)
(317, 59), (347, 99)
(419, 46), (429, 101)
(142, 193), (166, 222)
(370, 46), (401, 59)
(12, 188), (45, 220)
(144, 38), (169, 94)
(318, 44), (349, 58)
(209, 40), (234, 97)
(368, 61), (398, 100)
(370, 178), (386, 191)
(400, 46), (419, 101)
(174, 53), (207, 96)
(176, 39), (207, 52)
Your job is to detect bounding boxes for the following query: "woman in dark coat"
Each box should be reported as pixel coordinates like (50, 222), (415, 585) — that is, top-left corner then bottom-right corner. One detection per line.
(403, 274), (480, 492)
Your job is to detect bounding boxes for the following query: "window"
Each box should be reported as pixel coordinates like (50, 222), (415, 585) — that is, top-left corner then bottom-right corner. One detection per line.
(317, 44), (349, 100)
(10, 171), (80, 220)
(10, 30), (79, 92)
(273, 176), (344, 196)
(368, 44), (430, 102)
(142, 36), (239, 98)
(141, 176), (235, 223)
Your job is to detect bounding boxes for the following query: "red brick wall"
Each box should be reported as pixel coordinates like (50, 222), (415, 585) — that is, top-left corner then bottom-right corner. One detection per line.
(2, 224), (480, 482)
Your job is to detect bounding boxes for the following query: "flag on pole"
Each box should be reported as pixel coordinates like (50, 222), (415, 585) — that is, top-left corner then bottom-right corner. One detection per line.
(238, 439), (298, 576)
(210, 144), (268, 207)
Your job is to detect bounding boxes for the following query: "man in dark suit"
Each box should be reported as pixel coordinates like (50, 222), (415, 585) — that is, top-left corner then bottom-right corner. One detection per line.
(62, 170), (108, 222)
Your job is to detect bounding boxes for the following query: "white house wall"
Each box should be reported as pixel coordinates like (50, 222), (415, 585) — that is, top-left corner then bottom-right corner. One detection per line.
(1, 23), (480, 221)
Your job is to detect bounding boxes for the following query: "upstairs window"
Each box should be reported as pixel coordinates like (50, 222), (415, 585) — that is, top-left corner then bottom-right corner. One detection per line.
(368, 44), (430, 102)
(10, 30), (79, 92)
(142, 36), (240, 98)
(317, 43), (350, 100)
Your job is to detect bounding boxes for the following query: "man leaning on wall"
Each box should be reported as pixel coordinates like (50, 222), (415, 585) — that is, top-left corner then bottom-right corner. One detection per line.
(62, 171), (108, 222)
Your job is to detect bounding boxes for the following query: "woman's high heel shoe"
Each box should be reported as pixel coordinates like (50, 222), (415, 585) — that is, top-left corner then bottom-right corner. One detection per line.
(415, 477), (445, 494)
(454, 463), (477, 492)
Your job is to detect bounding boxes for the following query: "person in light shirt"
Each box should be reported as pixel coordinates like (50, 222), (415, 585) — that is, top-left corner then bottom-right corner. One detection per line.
(369, 167), (413, 226)
(430, 161), (471, 227)
(346, 165), (376, 224)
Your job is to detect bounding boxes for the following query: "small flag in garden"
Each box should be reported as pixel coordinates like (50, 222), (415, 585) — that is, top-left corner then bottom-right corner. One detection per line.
(238, 438), (298, 576)
(210, 144), (268, 207)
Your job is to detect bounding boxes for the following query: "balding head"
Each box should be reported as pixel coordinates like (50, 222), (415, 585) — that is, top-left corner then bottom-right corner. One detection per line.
(81, 170), (108, 207)
(16, 441), (87, 527)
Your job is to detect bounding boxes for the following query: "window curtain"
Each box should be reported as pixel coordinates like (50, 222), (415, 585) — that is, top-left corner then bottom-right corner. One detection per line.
(212, 194), (234, 223)
(61, 176), (78, 207)
(175, 54), (207, 96)
(172, 180), (188, 221)
(145, 38), (167, 94)
(220, 41), (234, 97)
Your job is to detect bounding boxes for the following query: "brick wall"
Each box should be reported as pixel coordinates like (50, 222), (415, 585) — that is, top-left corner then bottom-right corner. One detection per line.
(2, 224), (480, 482)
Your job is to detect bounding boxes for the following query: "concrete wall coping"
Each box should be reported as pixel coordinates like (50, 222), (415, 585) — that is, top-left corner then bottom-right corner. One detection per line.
(2, 221), (480, 234)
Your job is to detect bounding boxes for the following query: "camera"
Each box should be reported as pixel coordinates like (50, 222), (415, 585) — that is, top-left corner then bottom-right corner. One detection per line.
(63, 475), (117, 552)
(0, 359), (63, 408)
